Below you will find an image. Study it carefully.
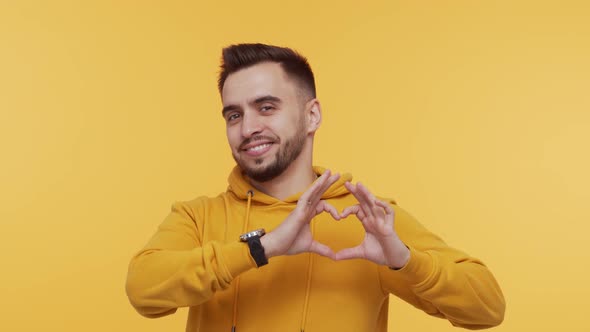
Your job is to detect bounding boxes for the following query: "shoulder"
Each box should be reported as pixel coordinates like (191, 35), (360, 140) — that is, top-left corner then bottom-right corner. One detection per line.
(170, 193), (230, 220)
(373, 196), (431, 231)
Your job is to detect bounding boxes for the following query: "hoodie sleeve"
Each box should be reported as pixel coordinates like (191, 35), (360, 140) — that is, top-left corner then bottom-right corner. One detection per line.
(125, 200), (256, 318)
(378, 204), (505, 329)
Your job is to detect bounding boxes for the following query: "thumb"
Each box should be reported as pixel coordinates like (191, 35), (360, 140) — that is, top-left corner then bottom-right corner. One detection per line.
(334, 246), (364, 261)
(308, 240), (336, 259)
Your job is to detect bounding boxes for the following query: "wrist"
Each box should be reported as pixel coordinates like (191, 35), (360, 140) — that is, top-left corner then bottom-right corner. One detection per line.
(381, 236), (410, 269)
(388, 247), (410, 270)
(260, 233), (277, 259)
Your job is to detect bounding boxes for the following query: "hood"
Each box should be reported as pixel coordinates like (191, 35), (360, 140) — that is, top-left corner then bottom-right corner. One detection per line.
(227, 165), (352, 204)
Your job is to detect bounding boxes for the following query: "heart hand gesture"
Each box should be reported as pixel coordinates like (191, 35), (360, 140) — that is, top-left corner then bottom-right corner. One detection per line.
(261, 170), (342, 259)
(261, 171), (410, 269)
(334, 182), (410, 269)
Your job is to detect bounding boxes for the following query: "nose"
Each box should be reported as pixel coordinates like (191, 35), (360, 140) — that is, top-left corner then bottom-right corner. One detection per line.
(241, 111), (263, 138)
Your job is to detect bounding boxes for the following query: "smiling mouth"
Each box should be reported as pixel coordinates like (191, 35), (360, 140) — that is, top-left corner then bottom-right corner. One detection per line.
(241, 142), (274, 157)
(246, 143), (272, 152)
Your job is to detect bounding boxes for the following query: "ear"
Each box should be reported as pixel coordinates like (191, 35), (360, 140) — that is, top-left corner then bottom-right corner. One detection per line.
(305, 98), (322, 134)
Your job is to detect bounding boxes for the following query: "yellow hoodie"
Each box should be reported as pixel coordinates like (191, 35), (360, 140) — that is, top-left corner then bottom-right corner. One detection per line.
(126, 166), (505, 332)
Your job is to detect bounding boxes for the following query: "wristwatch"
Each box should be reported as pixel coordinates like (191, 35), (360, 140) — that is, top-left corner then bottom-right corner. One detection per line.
(239, 228), (268, 267)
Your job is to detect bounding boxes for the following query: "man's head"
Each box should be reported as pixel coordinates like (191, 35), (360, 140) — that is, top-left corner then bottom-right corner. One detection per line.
(218, 43), (316, 100)
(219, 43), (321, 183)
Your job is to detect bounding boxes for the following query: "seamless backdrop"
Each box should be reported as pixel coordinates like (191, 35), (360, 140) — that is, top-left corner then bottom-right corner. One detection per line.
(1, 1), (589, 331)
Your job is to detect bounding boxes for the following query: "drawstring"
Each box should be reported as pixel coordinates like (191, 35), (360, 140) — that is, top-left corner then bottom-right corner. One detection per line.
(300, 219), (316, 332)
(231, 190), (254, 332)
(230, 190), (315, 332)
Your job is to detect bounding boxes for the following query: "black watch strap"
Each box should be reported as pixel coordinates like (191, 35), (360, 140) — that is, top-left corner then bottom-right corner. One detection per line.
(246, 236), (268, 267)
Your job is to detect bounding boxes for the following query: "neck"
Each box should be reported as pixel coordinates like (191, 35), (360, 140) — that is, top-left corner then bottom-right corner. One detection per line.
(248, 154), (316, 201)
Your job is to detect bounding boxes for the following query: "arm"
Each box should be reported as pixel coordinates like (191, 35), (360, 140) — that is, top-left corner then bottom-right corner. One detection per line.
(334, 182), (505, 329)
(379, 205), (505, 329)
(125, 170), (342, 318)
(125, 200), (256, 318)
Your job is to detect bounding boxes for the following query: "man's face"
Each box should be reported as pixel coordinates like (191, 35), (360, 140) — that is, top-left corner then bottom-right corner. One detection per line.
(221, 62), (310, 182)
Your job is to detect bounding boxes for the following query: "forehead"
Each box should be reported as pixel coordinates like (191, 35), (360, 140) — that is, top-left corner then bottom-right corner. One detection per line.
(221, 62), (298, 106)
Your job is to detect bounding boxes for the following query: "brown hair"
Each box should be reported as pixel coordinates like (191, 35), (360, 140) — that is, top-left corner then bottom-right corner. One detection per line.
(218, 43), (316, 98)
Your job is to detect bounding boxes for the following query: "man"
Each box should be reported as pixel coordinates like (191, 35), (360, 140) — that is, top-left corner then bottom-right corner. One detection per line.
(126, 43), (505, 332)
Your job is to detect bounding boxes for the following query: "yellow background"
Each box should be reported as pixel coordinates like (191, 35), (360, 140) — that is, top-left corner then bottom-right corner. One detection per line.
(1, 1), (589, 331)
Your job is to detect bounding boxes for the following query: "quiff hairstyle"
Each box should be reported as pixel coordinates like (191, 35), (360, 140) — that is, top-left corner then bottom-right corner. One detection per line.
(217, 43), (316, 99)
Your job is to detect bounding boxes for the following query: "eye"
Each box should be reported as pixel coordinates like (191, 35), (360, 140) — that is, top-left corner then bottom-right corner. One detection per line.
(260, 105), (275, 112)
(227, 113), (241, 122)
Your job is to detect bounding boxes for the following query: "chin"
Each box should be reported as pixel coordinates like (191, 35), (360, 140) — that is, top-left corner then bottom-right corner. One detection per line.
(243, 160), (273, 174)
(241, 161), (286, 183)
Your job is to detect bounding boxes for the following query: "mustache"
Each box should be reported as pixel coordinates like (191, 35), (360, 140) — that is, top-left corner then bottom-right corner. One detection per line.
(239, 135), (278, 150)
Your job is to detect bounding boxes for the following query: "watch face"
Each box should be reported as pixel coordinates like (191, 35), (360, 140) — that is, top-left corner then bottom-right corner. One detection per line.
(240, 228), (266, 242)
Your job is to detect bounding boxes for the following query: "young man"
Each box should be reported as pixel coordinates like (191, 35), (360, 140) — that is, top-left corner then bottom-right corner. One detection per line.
(126, 43), (505, 332)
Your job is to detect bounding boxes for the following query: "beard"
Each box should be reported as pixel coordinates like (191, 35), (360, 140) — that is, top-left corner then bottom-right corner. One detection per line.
(233, 120), (307, 183)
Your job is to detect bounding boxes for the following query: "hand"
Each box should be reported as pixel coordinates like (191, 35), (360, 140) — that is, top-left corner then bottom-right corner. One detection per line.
(334, 182), (410, 269)
(261, 170), (341, 259)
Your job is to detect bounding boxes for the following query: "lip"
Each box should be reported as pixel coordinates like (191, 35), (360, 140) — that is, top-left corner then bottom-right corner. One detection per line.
(241, 142), (274, 157)
(241, 140), (274, 151)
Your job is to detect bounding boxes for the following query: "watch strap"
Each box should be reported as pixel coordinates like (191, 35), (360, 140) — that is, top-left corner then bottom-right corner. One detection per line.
(246, 236), (268, 267)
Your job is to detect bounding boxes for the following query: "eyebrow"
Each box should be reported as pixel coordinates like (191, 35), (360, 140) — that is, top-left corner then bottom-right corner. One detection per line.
(222, 95), (282, 117)
(221, 104), (239, 118)
(253, 95), (282, 105)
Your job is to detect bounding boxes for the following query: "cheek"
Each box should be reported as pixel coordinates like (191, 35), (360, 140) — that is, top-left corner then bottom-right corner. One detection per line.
(226, 128), (239, 148)
(271, 115), (298, 137)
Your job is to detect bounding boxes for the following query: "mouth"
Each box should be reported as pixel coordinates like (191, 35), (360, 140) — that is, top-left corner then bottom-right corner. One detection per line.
(241, 142), (275, 157)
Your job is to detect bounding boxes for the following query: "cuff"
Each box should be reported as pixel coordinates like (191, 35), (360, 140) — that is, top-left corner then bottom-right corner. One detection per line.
(220, 241), (257, 279)
(388, 245), (435, 286)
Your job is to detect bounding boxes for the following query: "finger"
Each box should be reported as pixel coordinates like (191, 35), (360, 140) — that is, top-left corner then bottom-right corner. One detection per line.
(358, 183), (390, 221)
(348, 182), (375, 218)
(344, 182), (363, 207)
(317, 201), (341, 220)
(340, 205), (360, 218)
(375, 200), (395, 216)
(375, 200), (395, 224)
(305, 170), (334, 201)
(308, 173), (340, 205)
(311, 169), (332, 193)
(357, 183), (379, 212)
(334, 246), (364, 261)
(309, 240), (335, 259)
(319, 173), (341, 196)
(344, 181), (357, 195)
(299, 170), (331, 206)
